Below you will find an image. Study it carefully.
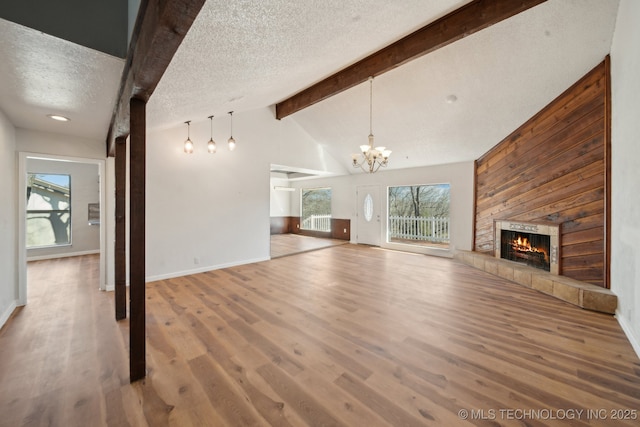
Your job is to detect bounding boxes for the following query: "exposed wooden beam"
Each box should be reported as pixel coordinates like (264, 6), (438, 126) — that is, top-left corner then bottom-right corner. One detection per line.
(129, 98), (146, 382)
(275, 0), (547, 119)
(106, 0), (206, 156)
(115, 136), (127, 321)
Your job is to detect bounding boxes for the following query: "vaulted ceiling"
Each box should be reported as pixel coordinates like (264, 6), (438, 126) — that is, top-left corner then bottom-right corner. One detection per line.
(0, 0), (620, 173)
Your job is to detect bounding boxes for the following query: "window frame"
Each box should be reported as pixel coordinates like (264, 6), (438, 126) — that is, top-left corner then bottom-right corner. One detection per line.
(300, 187), (332, 232)
(26, 173), (72, 249)
(386, 183), (451, 249)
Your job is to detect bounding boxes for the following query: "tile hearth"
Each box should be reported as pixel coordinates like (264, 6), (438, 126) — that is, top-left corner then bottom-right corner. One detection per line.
(454, 250), (617, 314)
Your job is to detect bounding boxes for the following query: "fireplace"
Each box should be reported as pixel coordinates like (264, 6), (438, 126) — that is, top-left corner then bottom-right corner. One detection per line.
(494, 220), (559, 274)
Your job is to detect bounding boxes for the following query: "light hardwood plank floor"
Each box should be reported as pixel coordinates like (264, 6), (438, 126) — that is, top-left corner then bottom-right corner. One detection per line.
(270, 234), (347, 259)
(1, 247), (639, 426)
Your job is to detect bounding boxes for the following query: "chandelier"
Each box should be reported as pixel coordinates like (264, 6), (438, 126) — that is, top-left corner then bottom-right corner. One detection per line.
(352, 76), (391, 173)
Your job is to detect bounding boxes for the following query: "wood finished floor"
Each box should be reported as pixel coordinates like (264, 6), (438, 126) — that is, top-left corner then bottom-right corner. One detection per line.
(270, 234), (347, 258)
(1, 247), (639, 426)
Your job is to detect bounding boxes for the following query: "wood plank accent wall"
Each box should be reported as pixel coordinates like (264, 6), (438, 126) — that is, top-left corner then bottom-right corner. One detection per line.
(270, 216), (291, 235)
(271, 217), (351, 241)
(474, 59), (610, 288)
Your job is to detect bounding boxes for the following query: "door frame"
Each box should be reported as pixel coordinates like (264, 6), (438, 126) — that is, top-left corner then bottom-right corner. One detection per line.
(18, 152), (107, 306)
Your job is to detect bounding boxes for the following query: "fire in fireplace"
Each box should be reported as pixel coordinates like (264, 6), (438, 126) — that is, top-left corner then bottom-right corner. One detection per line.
(494, 220), (560, 275)
(501, 230), (551, 271)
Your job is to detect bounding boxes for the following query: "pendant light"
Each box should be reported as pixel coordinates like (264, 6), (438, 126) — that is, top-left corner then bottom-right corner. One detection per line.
(207, 115), (216, 153)
(351, 76), (391, 173)
(183, 121), (194, 154)
(227, 111), (236, 151)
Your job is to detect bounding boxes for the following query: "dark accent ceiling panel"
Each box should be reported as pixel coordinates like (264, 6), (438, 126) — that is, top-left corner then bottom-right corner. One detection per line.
(0, 0), (128, 58)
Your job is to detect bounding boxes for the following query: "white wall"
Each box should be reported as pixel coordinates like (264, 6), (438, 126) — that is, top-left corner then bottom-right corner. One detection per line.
(610, 0), (640, 356)
(26, 159), (100, 259)
(0, 109), (17, 328)
(146, 107), (346, 281)
(289, 161), (475, 256)
(270, 176), (292, 217)
(16, 128), (105, 159)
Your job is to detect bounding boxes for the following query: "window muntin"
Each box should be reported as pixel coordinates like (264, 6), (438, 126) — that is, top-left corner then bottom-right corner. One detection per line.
(26, 174), (71, 248)
(301, 187), (332, 232)
(388, 184), (450, 248)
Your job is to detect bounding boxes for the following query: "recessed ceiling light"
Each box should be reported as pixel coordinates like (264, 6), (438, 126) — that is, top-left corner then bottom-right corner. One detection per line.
(445, 94), (458, 104)
(47, 114), (70, 122)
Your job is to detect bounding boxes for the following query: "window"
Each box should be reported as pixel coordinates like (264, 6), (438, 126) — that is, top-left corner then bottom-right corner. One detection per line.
(26, 174), (71, 248)
(301, 187), (331, 232)
(388, 184), (450, 248)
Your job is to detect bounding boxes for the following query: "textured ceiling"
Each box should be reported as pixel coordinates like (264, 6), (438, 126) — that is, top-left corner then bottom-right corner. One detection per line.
(148, 0), (619, 173)
(146, 0), (471, 129)
(0, 0), (620, 173)
(0, 18), (124, 141)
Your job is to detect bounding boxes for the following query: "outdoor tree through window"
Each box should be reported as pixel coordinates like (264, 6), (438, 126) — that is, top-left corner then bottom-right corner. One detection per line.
(388, 184), (450, 248)
(301, 188), (332, 232)
(26, 174), (71, 248)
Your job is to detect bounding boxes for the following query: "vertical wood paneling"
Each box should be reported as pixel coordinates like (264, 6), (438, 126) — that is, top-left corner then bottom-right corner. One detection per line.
(331, 219), (351, 241)
(474, 60), (610, 288)
(270, 216), (291, 235)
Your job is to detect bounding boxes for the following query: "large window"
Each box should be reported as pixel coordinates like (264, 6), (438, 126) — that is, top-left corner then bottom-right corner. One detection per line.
(388, 184), (450, 248)
(301, 187), (332, 232)
(26, 174), (71, 248)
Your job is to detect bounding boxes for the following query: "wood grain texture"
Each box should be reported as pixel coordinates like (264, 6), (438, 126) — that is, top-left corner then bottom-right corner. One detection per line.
(1, 248), (638, 426)
(129, 98), (146, 382)
(474, 59), (610, 287)
(115, 136), (127, 320)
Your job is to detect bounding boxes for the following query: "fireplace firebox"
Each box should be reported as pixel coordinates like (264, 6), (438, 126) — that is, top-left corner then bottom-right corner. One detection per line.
(494, 220), (559, 275)
(501, 230), (550, 271)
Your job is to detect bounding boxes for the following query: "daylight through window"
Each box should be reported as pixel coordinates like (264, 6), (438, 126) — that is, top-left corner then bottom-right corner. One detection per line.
(26, 174), (71, 248)
(301, 188), (332, 232)
(388, 184), (450, 248)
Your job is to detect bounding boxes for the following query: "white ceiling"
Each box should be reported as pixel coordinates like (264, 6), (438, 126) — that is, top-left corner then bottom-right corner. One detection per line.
(0, 0), (620, 173)
(0, 18), (124, 141)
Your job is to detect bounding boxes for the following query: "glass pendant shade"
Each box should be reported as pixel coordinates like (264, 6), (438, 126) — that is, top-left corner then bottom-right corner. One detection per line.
(183, 120), (193, 154)
(207, 115), (216, 153)
(227, 111), (236, 151)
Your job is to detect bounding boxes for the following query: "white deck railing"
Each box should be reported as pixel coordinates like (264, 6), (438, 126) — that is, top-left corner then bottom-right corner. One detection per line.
(302, 214), (331, 232)
(388, 216), (449, 242)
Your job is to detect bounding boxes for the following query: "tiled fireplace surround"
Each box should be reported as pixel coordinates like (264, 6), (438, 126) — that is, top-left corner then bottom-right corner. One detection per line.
(455, 220), (616, 314)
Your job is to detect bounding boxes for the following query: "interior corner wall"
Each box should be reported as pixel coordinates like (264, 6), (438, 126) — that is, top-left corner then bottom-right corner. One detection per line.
(0, 109), (17, 328)
(610, 0), (640, 356)
(474, 60), (609, 287)
(26, 159), (100, 259)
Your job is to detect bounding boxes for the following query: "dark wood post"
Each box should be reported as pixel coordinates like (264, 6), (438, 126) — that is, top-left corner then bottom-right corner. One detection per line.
(129, 97), (146, 382)
(115, 136), (127, 320)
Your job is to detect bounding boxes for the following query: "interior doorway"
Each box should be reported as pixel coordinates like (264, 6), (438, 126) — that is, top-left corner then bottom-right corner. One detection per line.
(18, 152), (107, 306)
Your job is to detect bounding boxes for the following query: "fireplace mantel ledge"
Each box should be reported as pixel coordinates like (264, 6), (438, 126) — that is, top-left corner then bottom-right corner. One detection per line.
(453, 250), (617, 314)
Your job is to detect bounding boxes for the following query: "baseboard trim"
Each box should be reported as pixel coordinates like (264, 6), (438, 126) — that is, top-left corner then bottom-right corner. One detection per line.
(0, 301), (17, 331)
(616, 311), (640, 359)
(27, 250), (100, 262)
(145, 257), (270, 283)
